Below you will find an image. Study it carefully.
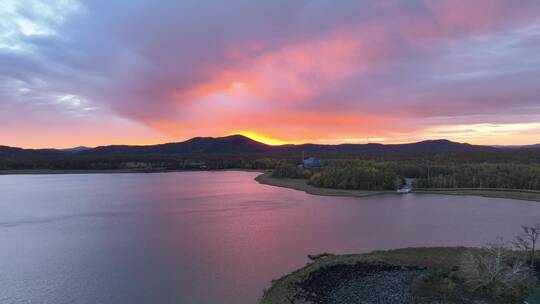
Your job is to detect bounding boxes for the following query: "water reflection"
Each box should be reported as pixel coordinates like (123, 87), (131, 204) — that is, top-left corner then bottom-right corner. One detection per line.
(0, 171), (539, 304)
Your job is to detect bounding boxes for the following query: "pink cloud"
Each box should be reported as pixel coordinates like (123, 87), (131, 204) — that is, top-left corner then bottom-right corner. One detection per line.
(1, 0), (540, 147)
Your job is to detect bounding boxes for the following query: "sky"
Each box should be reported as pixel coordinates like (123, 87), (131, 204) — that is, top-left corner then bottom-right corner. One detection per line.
(1, 0), (540, 148)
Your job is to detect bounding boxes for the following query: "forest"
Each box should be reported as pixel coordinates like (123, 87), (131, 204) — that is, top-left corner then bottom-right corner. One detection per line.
(2, 150), (540, 192)
(272, 159), (540, 191)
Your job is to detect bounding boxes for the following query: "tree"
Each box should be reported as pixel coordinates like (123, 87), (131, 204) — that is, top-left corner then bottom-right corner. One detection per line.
(514, 223), (540, 268)
(460, 238), (533, 301)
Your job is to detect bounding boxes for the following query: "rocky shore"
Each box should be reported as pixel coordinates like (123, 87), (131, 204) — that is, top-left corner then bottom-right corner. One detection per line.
(295, 263), (425, 304)
(260, 247), (538, 304)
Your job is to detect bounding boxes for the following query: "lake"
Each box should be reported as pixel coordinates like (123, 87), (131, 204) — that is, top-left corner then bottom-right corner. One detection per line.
(1, 171), (539, 304)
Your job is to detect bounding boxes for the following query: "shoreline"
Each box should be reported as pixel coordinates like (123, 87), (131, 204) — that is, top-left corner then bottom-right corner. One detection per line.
(0, 169), (166, 175)
(255, 171), (387, 198)
(255, 171), (540, 202)
(0, 168), (266, 176)
(414, 188), (540, 203)
(2, 169), (539, 203)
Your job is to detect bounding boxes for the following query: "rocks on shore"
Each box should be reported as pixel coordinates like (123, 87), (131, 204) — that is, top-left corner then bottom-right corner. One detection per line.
(295, 263), (426, 304)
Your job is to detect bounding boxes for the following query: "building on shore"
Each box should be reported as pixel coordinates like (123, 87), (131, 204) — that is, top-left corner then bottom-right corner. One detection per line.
(397, 178), (414, 193)
(303, 157), (322, 168)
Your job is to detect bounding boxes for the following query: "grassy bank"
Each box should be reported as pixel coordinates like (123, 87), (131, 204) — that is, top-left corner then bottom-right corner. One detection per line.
(260, 247), (470, 304)
(255, 171), (386, 197)
(256, 172), (540, 202)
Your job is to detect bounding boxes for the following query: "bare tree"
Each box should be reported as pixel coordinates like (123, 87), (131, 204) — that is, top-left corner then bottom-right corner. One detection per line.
(460, 238), (532, 300)
(514, 223), (540, 268)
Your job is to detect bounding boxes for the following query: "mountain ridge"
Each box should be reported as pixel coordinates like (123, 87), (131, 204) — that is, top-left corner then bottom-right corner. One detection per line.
(492, 144), (540, 149)
(0, 135), (509, 160)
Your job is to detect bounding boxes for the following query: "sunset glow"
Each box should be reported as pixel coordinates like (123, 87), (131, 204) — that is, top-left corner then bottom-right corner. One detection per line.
(1, 0), (540, 148)
(227, 131), (293, 146)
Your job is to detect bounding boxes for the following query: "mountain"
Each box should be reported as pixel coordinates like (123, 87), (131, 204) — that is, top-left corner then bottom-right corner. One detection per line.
(82, 135), (270, 155)
(61, 146), (91, 153)
(279, 139), (487, 154)
(0, 145), (92, 159)
(386, 139), (486, 153)
(0, 135), (496, 160)
(72, 137), (496, 156)
(0, 145), (63, 159)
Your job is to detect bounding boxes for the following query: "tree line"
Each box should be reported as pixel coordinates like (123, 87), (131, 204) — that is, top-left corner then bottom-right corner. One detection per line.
(2, 153), (540, 192)
(272, 159), (540, 191)
(0, 155), (281, 171)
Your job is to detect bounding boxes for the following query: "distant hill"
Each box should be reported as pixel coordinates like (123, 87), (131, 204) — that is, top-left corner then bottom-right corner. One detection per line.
(492, 144), (540, 149)
(0, 135), (498, 160)
(0, 145), (63, 159)
(82, 137), (490, 156)
(82, 135), (270, 156)
(279, 139), (488, 154)
(61, 146), (91, 153)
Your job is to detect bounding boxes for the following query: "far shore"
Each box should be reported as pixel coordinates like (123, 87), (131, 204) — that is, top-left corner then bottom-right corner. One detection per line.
(0, 169), (178, 175)
(2, 168), (540, 203)
(0, 168), (266, 176)
(255, 171), (540, 203)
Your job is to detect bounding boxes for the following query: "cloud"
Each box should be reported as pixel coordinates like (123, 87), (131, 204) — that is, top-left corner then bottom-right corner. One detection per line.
(1, 0), (540, 147)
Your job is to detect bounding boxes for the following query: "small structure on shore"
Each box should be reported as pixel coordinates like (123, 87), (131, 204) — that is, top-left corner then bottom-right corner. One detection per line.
(303, 157), (322, 168)
(397, 178), (414, 193)
(397, 187), (412, 194)
(301, 151), (322, 168)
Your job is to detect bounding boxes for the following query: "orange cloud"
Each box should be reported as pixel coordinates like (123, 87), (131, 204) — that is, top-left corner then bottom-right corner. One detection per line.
(3, 1), (540, 148)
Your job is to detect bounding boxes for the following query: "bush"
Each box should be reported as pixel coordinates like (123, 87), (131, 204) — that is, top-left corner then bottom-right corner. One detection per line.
(459, 241), (535, 303)
(410, 268), (464, 302)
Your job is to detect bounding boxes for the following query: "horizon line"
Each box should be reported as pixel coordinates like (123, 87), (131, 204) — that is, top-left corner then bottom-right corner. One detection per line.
(2, 134), (537, 150)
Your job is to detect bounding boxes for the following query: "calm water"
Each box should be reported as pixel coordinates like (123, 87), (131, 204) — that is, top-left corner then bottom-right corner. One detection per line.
(1, 171), (540, 304)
